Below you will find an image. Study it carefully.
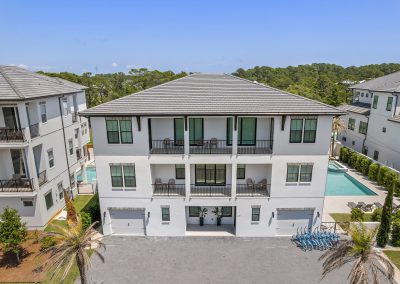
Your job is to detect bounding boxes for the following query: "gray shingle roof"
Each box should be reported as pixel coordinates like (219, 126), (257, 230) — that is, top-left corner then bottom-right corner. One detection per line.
(339, 102), (371, 116)
(350, 71), (400, 92)
(82, 73), (344, 116)
(388, 115), (400, 124)
(0, 65), (87, 101)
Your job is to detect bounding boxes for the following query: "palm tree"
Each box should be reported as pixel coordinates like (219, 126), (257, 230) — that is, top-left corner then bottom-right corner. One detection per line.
(37, 218), (105, 284)
(331, 116), (346, 157)
(319, 224), (395, 284)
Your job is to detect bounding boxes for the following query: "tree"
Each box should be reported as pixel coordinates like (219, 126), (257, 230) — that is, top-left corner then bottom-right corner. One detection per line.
(331, 117), (346, 157)
(37, 218), (105, 284)
(319, 224), (394, 284)
(64, 189), (78, 224)
(376, 186), (393, 247)
(0, 207), (27, 264)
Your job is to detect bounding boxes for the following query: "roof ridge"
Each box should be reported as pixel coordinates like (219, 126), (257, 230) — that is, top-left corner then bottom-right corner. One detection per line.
(350, 70), (400, 90)
(225, 73), (344, 114)
(0, 66), (25, 99)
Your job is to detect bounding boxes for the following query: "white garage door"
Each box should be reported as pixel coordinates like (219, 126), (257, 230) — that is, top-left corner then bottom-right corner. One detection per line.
(276, 209), (314, 236)
(110, 209), (146, 235)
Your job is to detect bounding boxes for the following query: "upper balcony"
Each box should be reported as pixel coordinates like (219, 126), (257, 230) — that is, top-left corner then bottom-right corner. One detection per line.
(0, 128), (25, 143)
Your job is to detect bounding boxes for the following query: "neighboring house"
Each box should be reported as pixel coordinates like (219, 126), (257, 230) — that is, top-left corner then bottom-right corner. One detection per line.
(0, 66), (90, 229)
(82, 73), (343, 237)
(337, 71), (400, 170)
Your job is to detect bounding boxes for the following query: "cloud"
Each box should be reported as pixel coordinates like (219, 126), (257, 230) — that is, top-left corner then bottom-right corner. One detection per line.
(126, 64), (137, 69)
(111, 62), (118, 67)
(32, 66), (54, 70)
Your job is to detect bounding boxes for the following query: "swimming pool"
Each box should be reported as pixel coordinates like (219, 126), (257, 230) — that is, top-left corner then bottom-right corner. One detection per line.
(325, 162), (376, 196)
(77, 166), (97, 183)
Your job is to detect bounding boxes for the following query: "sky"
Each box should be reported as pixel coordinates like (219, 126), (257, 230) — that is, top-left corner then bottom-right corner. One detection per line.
(0, 0), (399, 74)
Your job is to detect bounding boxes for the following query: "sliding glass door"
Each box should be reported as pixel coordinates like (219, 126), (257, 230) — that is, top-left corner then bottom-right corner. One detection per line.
(174, 118), (184, 145)
(195, 164), (226, 185)
(238, 118), (257, 145)
(189, 118), (203, 145)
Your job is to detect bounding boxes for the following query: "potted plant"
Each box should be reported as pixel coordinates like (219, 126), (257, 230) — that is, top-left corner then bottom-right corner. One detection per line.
(199, 208), (208, 226)
(212, 207), (223, 226)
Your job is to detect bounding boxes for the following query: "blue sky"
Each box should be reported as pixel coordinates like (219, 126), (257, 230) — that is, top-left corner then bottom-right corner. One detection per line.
(1, 0), (399, 74)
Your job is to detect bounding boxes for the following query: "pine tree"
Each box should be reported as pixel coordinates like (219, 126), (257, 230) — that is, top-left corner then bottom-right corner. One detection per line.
(377, 186), (393, 247)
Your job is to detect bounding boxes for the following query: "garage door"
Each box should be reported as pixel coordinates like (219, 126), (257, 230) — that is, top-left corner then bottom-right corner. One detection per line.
(110, 209), (146, 235)
(276, 209), (314, 236)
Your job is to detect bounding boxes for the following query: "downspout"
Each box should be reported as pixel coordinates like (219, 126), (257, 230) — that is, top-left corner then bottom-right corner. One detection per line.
(58, 96), (73, 199)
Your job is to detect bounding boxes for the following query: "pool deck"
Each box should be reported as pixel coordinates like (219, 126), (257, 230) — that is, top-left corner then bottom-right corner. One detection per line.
(323, 167), (399, 222)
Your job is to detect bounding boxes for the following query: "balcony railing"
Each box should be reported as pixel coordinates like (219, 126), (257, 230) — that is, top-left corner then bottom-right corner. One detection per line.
(237, 140), (273, 154)
(236, 183), (271, 197)
(38, 170), (47, 186)
(190, 184), (231, 197)
(150, 139), (184, 154)
(189, 140), (232, 154)
(29, 123), (40, 139)
(0, 128), (25, 142)
(152, 183), (185, 197)
(0, 178), (34, 192)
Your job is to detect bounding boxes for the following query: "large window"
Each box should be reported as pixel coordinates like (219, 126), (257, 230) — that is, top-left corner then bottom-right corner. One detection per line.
(195, 164), (226, 185)
(373, 95), (379, 109)
(286, 163), (314, 183)
(106, 117), (133, 144)
(289, 118), (303, 143)
(57, 182), (64, 200)
(189, 206), (200, 217)
(386, 97), (393, 111)
(227, 117), (233, 146)
(348, 118), (355, 130)
(237, 164), (245, 179)
(39, 102), (47, 123)
(222, 207), (232, 217)
(110, 164), (136, 188)
(303, 118), (317, 143)
(286, 164), (300, 182)
(238, 117), (256, 145)
(359, 121), (368, 135)
(47, 149), (54, 168)
(68, 139), (74, 155)
(289, 117), (317, 143)
(161, 207), (170, 222)
(252, 207), (260, 222)
(45, 191), (54, 210)
(189, 118), (203, 145)
(299, 164), (313, 182)
(175, 164), (185, 179)
(174, 118), (184, 145)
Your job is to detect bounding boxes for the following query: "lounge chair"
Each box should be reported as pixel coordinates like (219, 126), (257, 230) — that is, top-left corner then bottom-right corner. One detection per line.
(374, 202), (383, 209)
(363, 204), (374, 212)
(347, 202), (357, 209)
(357, 202), (367, 209)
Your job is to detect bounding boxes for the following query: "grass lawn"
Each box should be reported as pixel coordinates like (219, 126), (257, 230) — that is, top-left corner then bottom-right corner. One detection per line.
(330, 213), (374, 222)
(384, 251), (400, 270)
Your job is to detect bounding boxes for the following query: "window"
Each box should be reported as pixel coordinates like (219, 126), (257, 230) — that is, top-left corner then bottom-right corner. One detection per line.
(362, 146), (368, 155)
(221, 207), (232, 217)
(57, 182), (64, 200)
(251, 207), (260, 222)
(352, 141), (355, 146)
(175, 164), (185, 179)
(373, 150), (379, 161)
(119, 118), (133, 143)
(161, 207), (170, 222)
(372, 95), (379, 109)
(68, 139), (73, 155)
(106, 119), (120, 143)
(23, 200), (33, 207)
(39, 102), (47, 123)
(237, 164), (245, 179)
(189, 206), (200, 217)
(75, 128), (79, 138)
(45, 191), (54, 210)
(382, 127), (386, 133)
(106, 118), (132, 144)
(303, 119), (317, 143)
(289, 117), (318, 143)
(361, 93), (364, 97)
(348, 118), (355, 130)
(366, 93), (369, 98)
(299, 164), (313, 182)
(342, 136), (347, 142)
(189, 118), (203, 145)
(289, 119), (303, 143)
(62, 98), (69, 115)
(110, 164), (136, 188)
(286, 164), (300, 182)
(226, 117), (233, 146)
(174, 118), (184, 145)
(386, 97), (393, 111)
(359, 121), (368, 135)
(81, 122), (88, 136)
(47, 149), (54, 168)
(70, 174), (76, 189)
(238, 117), (257, 145)
(371, 93), (374, 98)
(195, 164), (226, 185)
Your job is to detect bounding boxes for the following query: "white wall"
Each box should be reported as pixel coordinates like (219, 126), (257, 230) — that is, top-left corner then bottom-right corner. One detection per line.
(337, 112), (368, 153)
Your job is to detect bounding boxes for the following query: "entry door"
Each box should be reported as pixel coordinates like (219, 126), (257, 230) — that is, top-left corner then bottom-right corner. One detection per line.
(110, 209), (146, 235)
(276, 210), (314, 236)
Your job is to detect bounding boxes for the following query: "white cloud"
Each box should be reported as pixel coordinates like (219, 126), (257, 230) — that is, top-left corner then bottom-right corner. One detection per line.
(126, 64), (137, 69)
(111, 62), (118, 67)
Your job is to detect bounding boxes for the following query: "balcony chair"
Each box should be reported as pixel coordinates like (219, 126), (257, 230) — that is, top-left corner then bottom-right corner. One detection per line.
(175, 139), (184, 146)
(257, 179), (268, 193)
(163, 138), (171, 147)
(246, 178), (254, 191)
(195, 139), (204, 146)
(210, 138), (218, 148)
(168, 179), (176, 191)
(154, 178), (163, 192)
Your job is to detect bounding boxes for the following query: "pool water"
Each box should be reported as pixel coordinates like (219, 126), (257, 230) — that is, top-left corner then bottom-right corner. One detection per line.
(325, 164), (376, 196)
(77, 166), (97, 183)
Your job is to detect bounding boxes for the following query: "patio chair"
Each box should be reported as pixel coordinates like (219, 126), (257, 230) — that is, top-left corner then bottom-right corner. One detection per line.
(154, 178), (163, 192)
(163, 138), (171, 147)
(210, 138), (218, 148)
(195, 139), (204, 146)
(168, 179), (176, 192)
(357, 202), (367, 209)
(363, 204), (374, 212)
(347, 202), (357, 209)
(246, 179), (254, 191)
(257, 179), (268, 193)
(373, 202), (383, 209)
(175, 139), (184, 146)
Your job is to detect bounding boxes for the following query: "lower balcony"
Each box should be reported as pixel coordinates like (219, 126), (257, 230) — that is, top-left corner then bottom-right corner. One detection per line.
(0, 178), (34, 193)
(152, 182), (185, 197)
(236, 182), (270, 197)
(190, 184), (231, 197)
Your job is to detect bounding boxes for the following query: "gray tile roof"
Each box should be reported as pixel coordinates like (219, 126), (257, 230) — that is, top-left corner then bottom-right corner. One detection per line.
(0, 65), (87, 101)
(338, 102), (371, 115)
(82, 73), (344, 116)
(350, 71), (400, 92)
(388, 115), (400, 124)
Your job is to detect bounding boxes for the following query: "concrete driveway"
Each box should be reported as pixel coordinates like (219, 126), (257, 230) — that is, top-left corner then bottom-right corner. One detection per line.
(84, 236), (389, 284)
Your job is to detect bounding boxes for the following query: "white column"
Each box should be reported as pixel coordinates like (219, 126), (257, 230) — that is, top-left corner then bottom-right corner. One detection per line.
(231, 163), (237, 198)
(81, 164), (88, 184)
(16, 102), (31, 140)
(185, 162), (191, 198)
(184, 117), (189, 155)
(25, 147), (39, 190)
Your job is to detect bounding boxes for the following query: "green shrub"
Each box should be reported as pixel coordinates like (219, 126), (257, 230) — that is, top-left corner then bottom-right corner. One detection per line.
(371, 208), (382, 222)
(391, 221), (400, 247)
(351, 208), (364, 221)
(81, 194), (101, 222)
(340, 147), (349, 162)
(368, 163), (380, 181)
(40, 236), (57, 250)
(349, 152), (358, 168)
(354, 155), (364, 172)
(378, 167), (389, 186)
(377, 187), (393, 247)
(80, 212), (92, 229)
(359, 157), (372, 175)
(395, 179), (400, 197)
(383, 170), (398, 191)
(393, 210), (400, 222)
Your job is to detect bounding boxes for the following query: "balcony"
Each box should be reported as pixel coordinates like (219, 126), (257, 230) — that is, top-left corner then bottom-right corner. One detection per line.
(236, 182), (270, 197)
(0, 178), (34, 193)
(29, 123), (40, 139)
(0, 128), (25, 142)
(237, 140), (273, 154)
(152, 183), (185, 197)
(150, 139), (184, 154)
(189, 140), (232, 154)
(190, 184), (231, 197)
(38, 170), (47, 186)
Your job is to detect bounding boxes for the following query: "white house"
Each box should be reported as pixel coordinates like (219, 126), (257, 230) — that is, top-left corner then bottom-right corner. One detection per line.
(0, 66), (90, 229)
(337, 71), (400, 170)
(82, 73), (343, 237)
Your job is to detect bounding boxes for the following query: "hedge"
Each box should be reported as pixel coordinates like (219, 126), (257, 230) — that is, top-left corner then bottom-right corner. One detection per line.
(378, 167), (389, 186)
(395, 179), (400, 197)
(368, 163), (380, 181)
(340, 147), (350, 163)
(382, 170), (398, 191)
(392, 221), (400, 247)
(360, 157), (372, 175)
